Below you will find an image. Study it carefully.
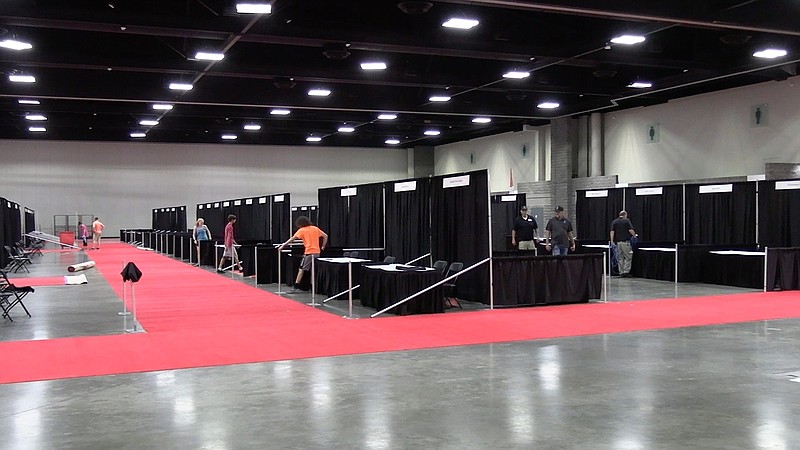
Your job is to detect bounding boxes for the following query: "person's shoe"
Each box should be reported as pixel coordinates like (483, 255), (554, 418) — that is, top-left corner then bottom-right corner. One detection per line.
(216, 268), (225, 273)
(286, 287), (298, 294)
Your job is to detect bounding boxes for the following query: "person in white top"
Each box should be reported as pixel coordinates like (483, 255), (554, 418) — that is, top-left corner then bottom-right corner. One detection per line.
(91, 217), (105, 250)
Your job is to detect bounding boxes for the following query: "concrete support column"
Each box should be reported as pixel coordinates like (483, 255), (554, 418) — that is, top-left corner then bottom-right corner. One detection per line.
(409, 146), (434, 178)
(549, 117), (577, 212)
(589, 113), (604, 177)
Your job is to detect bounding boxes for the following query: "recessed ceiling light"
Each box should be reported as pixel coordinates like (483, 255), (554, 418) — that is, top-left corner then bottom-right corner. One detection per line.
(442, 18), (479, 29)
(360, 62), (387, 70)
(9, 74), (35, 83)
(221, 134), (238, 140)
(18, 99), (40, 105)
(424, 130), (441, 136)
(472, 117), (492, 123)
(385, 138), (401, 145)
(194, 52), (225, 61)
(130, 132), (146, 138)
(25, 114), (47, 121)
(28, 126), (46, 132)
(236, 3), (272, 14)
(169, 83), (194, 91)
(152, 104), (174, 110)
(378, 113), (397, 120)
(338, 125), (355, 133)
(610, 35), (646, 45)
(308, 89), (331, 97)
(306, 136), (322, 142)
(502, 71), (530, 79)
(753, 48), (788, 59)
(627, 82), (652, 88)
(243, 124), (261, 131)
(270, 109), (291, 115)
(139, 120), (159, 126)
(537, 102), (560, 109)
(429, 95), (451, 102)
(0, 39), (33, 51)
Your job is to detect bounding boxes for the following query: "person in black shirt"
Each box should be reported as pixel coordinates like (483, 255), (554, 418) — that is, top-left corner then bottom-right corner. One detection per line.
(610, 210), (637, 277)
(545, 206), (575, 255)
(512, 205), (538, 250)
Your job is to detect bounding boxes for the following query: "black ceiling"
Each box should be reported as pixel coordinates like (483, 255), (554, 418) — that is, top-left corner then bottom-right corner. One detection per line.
(0, 0), (798, 148)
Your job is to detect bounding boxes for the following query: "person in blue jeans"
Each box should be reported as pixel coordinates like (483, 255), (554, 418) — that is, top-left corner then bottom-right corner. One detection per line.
(544, 206), (575, 255)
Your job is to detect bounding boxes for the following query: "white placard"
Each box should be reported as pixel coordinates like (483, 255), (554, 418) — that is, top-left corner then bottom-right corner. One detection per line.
(245, 199), (253, 205)
(181, 206), (184, 210)
(747, 174), (766, 182)
(274, 195), (285, 202)
(443, 174), (470, 188)
(394, 181), (417, 192)
(291, 207), (298, 211)
(776, 180), (800, 190)
(310, 206), (316, 210)
(234, 200), (241, 206)
(198, 204), (204, 210)
(207, 203), (212, 208)
(699, 184), (733, 194)
(223, 202), (229, 207)
(636, 187), (663, 196)
(500, 195), (517, 202)
(341, 187), (357, 197)
(585, 190), (608, 198)
(258, 197), (267, 204)
(615, 182), (629, 188)
(301, 207), (308, 211)
(171, 207), (175, 211)
(161, 208), (166, 212)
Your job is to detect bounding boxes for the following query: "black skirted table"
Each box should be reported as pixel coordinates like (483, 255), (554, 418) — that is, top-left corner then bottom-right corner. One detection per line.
(703, 250), (764, 289)
(360, 264), (443, 315)
(316, 257), (370, 298)
(492, 254), (603, 306)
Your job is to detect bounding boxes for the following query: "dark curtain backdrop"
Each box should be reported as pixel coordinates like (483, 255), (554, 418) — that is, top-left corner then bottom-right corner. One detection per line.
(490, 193), (526, 251)
(152, 206), (186, 231)
(271, 193), (291, 243)
(625, 185), (683, 242)
(686, 182), (757, 245)
(431, 170), (489, 303)
(385, 178), (432, 263)
(347, 183), (384, 248)
(318, 187), (350, 247)
(237, 200), (256, 240)
(24, 208), (35, 234)
(575, 189), (624, 240)
(176, 206), (187, 232)
(292, 206), (319, 231)
(202, 203), (225, 237)
(0, 198), (7, 268)
(759, 181), (800, 247)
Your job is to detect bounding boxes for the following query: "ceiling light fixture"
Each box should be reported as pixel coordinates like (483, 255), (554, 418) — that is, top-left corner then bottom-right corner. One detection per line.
(537, 102), (560, 109)
(306, 136), (322, 142)
(9, 74), (35, 83)
(442, 18), (479, 29)
(243, 124), (261, 131)
(628, 81), (652, 88)
(139, 120), (159, 126)
(25, 114), (47, 121)
(169, 83), (194, 91)
(0, 39), (33, 51)
(152, 104), (174, 110)
(377, 113), (397, 120)
(424, 130), (441, 136)
(270, 109), (291, 115)
(338, 126), (355, 133)
(502, 71), (530, 79)
(221, 134), (238, 140)
(360, 62), (387, 70)
(194, 52), (225, 61)
(28, 127), (46, 132)
(308, 89), (331, 97)
(385, 138), (401, 145)
(472, 117), (492, 123)
(236, 3), (272, 14)
(753, 48), (788, 59)
(18, 99), (40, 105)
(429, 95), (451, 102)
(610, 35), (646, 45)
(130, 132), (146, 138)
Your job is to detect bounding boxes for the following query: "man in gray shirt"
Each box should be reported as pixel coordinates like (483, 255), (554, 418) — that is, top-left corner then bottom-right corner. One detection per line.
(545, 206), (575, 255)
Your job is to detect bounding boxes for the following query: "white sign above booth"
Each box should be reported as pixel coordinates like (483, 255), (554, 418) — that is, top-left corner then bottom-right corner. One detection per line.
(443, 175), (470, 188)
(394, 181), (417, 192)
(776, 180), (800, 190)
(585, 190), (608, 198)
(636, 187), (663, 196)
(500, 195), (517, 202)
(341, 187), (357, 197)
(274, 195), (285, 202)
(699, 184), (733, 194)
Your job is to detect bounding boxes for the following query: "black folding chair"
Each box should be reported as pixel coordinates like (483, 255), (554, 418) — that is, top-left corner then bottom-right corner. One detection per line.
(0, 269), (32, 321)
(4, 245), (31, 273)
(432, 260), (448, 275)
(383, 256), (396, 264)
(443, 262), (464, 309)
(348, 251), (359, 259)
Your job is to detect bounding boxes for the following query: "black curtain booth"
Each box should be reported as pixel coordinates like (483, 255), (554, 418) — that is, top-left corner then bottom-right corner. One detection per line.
(24, 207), (35, 234)
(385, 178), (432, 263)
(175, 206), (187, 232)
(685, 182), (756, 245)
(346, 183), (384, 249)
(575, 188), (624, 241)
(236, 198), (256, 240)
(197, 202), (224, 238)
(0, 198), (8, 268)
(2, 200), (22, 268)
(317, 187), (351, 247)
(759, 180), (800, 247)
(490, 193), (526, 251)
(271, 193), (291, 243)
(291, 206), (319, 231)
(431, 170), (490, 303)
(624, 185), (683, 242)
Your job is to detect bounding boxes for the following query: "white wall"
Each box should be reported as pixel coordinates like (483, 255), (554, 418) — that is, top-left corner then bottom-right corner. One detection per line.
(434, 126), (551, 192)
(605, 78), (800, 183)
(0, 140), (409, 235)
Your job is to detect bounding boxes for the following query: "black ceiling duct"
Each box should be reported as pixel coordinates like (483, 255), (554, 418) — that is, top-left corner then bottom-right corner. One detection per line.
(397, 2), (433, 14)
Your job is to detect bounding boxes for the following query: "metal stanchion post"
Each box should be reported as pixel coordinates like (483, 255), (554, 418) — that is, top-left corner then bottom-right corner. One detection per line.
(763, 247), (769, 293)
(307, 255), (318, 307)
(254, 246), (259, 285)
(674, 243), (679, 286)
(347, 260), (354, 318)
(119, 261), (131, 317)
(274, 247), (284, 294)
(603, 251), (608, 303)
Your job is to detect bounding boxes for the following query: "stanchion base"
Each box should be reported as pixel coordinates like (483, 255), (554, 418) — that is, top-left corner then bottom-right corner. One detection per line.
(342, 315), (358, 320)
(125, 328), (146, 334)
(306, 302), (321, 307)
(118, 311), (132, 316)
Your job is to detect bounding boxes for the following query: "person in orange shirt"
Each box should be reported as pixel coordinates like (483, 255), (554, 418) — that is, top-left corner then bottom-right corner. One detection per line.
(278, 216), (328, 294)
(91, 217), (105, 250)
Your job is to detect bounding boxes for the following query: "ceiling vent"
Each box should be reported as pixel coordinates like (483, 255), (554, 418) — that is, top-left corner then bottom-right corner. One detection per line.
(322, 43), (351, 60)
(397, 2), (433, 14)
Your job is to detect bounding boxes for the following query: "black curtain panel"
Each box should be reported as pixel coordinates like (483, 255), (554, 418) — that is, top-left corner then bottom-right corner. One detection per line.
(347, 183), (384, 249)
(490, 193), (526, 251)
(24, 208), (35, 234)
(237, 200), (256, 240)
(385, 178), (432, 263)
(271, 193), (291, 243)
(250, 197), (269, 241)
(431, 170), (490, 303)
(0, 198), (7, 268)
(176, 206), (187, 231)
(9, 202), (21, 243)
(625, 185), (683, 242)
(759, 181), (800, 247)
(318, 187), (350, 247)
(686, 181), (757, 245)
(206, 202), (225, 238)
(575, 188), (624, 241)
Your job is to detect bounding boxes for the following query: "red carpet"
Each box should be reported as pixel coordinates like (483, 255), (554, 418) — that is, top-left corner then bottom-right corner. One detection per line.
(7, 276), (68, 287)
(2, 242), (799, 384)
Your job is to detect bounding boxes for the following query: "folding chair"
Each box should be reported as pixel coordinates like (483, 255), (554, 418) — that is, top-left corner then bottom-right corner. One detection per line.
(348, 251), (359, 259)
(432, 260), (448, 276)
(4, 245), (30, 273)
(442, 262), (464, 309)
(0, 270), (32, 321)
(383, 256), (396, 264)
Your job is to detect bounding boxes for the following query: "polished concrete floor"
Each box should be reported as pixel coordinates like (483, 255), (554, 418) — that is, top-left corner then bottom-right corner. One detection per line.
(2, 245), (798, 449)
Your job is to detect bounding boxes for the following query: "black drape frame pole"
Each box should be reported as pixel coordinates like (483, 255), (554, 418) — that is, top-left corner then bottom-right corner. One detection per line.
(763, 247), (768, 292)
(487, 172), (494, 310)
(682, 184), (687, 242)
(755, 181), (760, 245)
(383, 185), (387, 259)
